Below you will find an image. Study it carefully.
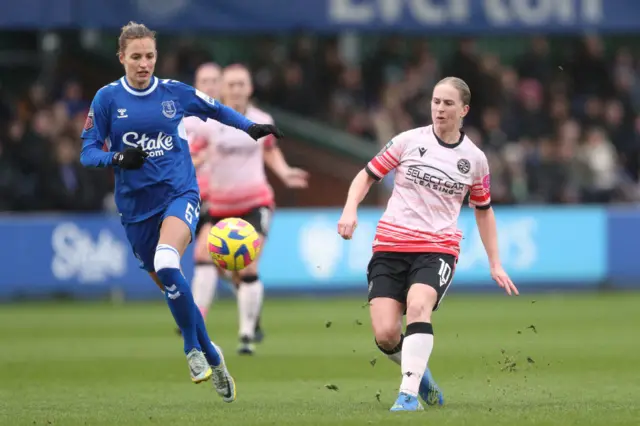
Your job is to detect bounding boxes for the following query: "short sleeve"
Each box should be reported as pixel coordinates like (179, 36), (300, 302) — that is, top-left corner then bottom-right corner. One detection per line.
(469, 152), (491, 209)
(81, 89), (110, 144)
(365, 135), (407, 181)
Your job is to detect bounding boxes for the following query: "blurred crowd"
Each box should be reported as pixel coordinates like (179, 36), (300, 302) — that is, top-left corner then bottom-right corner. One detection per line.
(0, 80), (112, 212)
(2, 34), (640, 212)
(250, 35), (640, 205)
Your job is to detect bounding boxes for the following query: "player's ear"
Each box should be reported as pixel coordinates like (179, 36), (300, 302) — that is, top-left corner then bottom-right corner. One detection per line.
(118, 52), (125, 65)
(460, 104), (470, 119)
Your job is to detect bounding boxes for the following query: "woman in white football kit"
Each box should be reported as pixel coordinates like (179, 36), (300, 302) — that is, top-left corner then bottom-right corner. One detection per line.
(338, 77), (519, 412)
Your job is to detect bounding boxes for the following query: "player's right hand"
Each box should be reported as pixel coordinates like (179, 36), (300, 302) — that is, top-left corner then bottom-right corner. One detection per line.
(337, 210), (358, 240)
(247, 124), (284, 140)
(113, 146), (149, 170)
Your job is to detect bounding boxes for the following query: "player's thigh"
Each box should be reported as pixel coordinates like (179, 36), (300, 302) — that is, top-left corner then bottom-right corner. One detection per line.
(367, 252), (411, 343)
(407, 253), (456, 322)
(123, 216), (162, 273)
(159, 192), (201, 255)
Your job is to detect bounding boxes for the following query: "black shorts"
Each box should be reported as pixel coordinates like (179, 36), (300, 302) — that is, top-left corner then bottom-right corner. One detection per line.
(366, 251), (457, 311)
(196, 205), (273, 237)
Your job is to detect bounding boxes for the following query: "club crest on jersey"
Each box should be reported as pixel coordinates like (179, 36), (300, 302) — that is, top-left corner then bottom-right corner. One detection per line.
(161, 100), (177, 118)
(457, 159), (471, 174)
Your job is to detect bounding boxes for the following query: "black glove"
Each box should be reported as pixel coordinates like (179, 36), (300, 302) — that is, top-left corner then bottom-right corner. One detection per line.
(247, 124), (284, 141)
(112, 146), (149, 170)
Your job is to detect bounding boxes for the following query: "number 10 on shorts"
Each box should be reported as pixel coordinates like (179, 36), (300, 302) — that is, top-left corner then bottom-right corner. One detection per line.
(438, 258), (452, 287)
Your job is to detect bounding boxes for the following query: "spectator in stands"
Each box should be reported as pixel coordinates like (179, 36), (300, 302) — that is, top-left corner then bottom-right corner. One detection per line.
(4, 33), (640, 210)
(42, 136), (111, 212)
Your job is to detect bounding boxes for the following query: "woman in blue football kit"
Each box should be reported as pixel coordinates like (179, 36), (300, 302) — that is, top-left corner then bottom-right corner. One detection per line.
(79, 22), (283, 403)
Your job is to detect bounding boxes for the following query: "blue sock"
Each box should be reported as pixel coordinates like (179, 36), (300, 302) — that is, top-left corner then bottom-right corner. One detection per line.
(195, 310), (222, 366)
(155, 245), (200, 354)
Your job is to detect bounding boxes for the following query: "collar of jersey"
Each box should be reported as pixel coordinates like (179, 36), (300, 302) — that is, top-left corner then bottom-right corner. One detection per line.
(432, 126), (465, 149)
(120, 76), (158, 97)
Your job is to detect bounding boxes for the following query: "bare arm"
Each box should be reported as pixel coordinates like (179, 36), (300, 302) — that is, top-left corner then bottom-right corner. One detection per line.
(474, 207), (501, 267)
(264, 145), (309, 188)
(345, 169), (376, 211)
(264, 145), (290, 181)
(474, 207), (519, 295)
(338, 169), (376, 239)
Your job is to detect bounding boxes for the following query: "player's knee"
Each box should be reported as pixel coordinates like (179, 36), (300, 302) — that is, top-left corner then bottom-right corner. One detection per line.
(239, 274), (259, 285)
(372, 320), (402, 350)
(154, 244), (181, 272)
(374, 328), (401, 351)
(240, 260), (259, 276)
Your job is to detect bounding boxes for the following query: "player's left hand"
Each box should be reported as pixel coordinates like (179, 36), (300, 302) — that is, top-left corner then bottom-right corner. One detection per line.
(282, 167), (309, 188)
(490, 264), (519, 296)
(248, 124), (284, 140)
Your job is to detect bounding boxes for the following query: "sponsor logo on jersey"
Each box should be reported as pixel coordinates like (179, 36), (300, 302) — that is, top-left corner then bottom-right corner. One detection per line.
(216, 144), (260, 156)
(122, 131), (175, 157)
(405, 164), (466, 196)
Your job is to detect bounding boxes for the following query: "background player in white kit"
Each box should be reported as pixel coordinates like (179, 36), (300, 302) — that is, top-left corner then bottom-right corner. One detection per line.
(337, 77), (519, 412)
(186, 64), (308, 355)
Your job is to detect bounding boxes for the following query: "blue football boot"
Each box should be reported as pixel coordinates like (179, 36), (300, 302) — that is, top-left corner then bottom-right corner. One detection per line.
(390, 392), (424, 412)
(418, 367), (444, 406)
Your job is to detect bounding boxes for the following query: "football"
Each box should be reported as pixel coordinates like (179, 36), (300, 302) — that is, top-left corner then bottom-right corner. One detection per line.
(207, 218), (262, 271)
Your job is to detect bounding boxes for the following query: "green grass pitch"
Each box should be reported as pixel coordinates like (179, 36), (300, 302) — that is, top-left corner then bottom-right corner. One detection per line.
(1, 291), (639, 425)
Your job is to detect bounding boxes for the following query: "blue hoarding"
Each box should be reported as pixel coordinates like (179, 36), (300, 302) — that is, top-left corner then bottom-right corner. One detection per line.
(1, 0), (639, 34)
(260, 206), (607, 290)
(0, 206), (610, 301)
(607, 207), (640, 286)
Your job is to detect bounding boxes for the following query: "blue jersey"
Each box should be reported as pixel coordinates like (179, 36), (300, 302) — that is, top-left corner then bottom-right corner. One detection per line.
(80, 76), (255, 223)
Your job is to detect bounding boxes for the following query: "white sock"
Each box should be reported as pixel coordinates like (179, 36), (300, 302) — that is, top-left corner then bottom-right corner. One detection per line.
(388, 351), (402, 365)
(191, 264), (218, 317)
(250, 280), (264, 329)
(237, 279), (264, 339)
(237, 283), (253, 338)
(400, 325), (434, 397)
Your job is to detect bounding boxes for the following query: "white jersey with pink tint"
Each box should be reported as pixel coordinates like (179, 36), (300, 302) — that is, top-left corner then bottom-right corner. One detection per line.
(184, 105), (276, 216)
(366, 125), (491, 257)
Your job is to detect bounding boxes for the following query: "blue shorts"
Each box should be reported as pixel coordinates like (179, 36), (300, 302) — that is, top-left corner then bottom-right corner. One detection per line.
(123, 192), (201, 272)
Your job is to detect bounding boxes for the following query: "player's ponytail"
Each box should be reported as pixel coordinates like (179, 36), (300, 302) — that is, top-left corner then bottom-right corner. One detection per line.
(118, 21), (156, 56)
